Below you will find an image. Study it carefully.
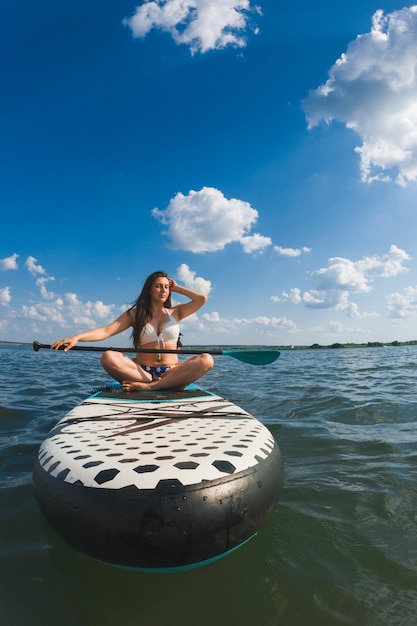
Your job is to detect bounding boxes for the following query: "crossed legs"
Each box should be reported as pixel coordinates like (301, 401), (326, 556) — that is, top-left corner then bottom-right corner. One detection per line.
(100, 351), (214, 391)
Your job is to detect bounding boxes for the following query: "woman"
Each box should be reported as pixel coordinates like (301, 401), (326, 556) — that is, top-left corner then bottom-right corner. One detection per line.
(51, 271), (214, 391)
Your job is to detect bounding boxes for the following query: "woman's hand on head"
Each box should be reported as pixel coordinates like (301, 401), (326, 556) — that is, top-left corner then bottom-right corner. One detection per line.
(168, 278), (179, 292)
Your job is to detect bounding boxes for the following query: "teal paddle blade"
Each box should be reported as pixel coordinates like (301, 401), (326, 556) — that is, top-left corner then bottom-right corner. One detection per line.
(222, 350), (280, 365)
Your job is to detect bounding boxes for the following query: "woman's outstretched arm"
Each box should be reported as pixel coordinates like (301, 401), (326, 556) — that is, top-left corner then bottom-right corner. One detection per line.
(51, 310), (133, 351)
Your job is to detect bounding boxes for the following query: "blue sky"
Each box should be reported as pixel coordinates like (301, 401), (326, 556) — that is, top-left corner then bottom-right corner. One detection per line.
(1, 0), (417, 346)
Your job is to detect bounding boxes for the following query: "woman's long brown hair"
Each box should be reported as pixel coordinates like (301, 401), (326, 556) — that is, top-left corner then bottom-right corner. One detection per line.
(129, 271), (172, 348)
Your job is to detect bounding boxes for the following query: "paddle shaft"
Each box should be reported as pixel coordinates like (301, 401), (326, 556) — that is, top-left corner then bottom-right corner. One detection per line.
(33, 341), (220, 356)
(32, 341), (280, 365)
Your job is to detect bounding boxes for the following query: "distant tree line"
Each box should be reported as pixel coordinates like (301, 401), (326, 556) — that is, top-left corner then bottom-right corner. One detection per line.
(308, 340), (417, 349)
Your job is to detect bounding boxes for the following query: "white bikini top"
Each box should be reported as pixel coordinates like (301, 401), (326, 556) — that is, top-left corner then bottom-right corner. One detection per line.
(140, 310), (180, 346)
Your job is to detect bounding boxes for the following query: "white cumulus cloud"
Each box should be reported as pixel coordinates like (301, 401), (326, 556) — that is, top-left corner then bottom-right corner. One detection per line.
(0, 286), (11, 306)
(273, 288), (302, 304)
(201, 310), (297, 335)
(387, 284), (417, 318)
(313, 245), (411, 293)
(20, 305), (48, 322)
(274, 246), (311, 257)
(152, 186), (270, 253)
(10, 256), (119, 331)
(303, 6), (417, 184)
(15, 293), (118, 331)
(0, 253), (19, 271)
(36, 276), (56, 301)
(26, 256), (46, 276)
(273, 245), (411, 316)
(64, 293), (117, 327)
(176, 263), (212, 295)
(241, 233), (272, 253)
(123, 0), (261, 54)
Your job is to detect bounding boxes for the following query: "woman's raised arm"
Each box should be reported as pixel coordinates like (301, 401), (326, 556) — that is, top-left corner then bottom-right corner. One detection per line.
(169, 279), (207, 321)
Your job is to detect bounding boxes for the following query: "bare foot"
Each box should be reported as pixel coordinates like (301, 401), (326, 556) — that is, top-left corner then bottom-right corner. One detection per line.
(122, 380), (154, 392)
(122, 379), (186, 392)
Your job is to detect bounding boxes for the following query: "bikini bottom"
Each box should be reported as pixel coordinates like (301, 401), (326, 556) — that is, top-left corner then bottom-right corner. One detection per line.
(139, 364), (171, 380)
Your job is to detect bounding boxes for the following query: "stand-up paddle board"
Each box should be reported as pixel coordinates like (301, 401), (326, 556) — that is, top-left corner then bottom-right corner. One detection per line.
(33, 383), (284, 572)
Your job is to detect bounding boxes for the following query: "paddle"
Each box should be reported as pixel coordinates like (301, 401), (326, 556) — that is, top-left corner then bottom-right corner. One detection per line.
(32, 341), (280, 366)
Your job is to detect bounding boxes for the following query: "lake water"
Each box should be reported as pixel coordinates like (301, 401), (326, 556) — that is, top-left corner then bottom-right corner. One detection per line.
(1, 343), (417, 626)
